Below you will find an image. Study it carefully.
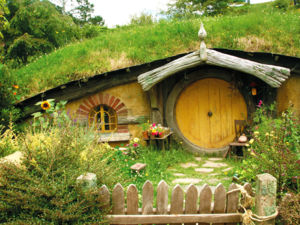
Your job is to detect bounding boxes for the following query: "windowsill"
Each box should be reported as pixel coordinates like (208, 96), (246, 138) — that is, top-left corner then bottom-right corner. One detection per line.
(98, 132), (130, 142)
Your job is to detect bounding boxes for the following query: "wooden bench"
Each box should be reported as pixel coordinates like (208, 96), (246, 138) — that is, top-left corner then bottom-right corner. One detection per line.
(145, 132), (174, 151)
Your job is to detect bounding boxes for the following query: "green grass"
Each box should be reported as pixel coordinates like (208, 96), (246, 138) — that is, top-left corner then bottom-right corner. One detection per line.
(5, 3), (300, 100)
(114, 145), (242, 206)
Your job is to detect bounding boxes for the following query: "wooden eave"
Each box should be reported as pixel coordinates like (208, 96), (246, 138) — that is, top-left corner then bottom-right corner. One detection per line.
(138, 49), (291, 91)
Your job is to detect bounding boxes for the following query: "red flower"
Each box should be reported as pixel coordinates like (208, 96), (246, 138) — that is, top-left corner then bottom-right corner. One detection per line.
(13, 92), (17, 95)
(133, 143), (139, 147)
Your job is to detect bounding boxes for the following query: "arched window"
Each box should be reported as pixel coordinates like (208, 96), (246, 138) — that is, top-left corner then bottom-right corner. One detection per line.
(89, 105), (117, 132)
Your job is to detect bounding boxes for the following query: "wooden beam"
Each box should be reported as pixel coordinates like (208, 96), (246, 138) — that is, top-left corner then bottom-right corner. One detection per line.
(117, 116), (149, 125)
(137, 49), (290, 91)
(107, 214), (242, 224)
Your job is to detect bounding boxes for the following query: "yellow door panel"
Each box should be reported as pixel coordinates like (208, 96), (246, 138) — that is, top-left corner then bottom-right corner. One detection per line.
(175, 78), (247, 149)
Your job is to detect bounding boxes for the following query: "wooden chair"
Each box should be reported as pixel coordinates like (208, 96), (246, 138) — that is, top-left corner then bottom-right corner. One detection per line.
(225, 120), (247, 158)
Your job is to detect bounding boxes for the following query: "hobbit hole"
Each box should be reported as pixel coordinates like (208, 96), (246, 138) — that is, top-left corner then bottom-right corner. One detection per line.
(17, 23), (298, 155)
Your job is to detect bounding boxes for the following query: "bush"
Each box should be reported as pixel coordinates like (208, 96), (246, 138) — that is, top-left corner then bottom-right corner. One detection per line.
(273, 0), (290, 10)
(237, 103), (300, 194)
(278, 192), (300, 224)
(0, 102), (127, 224)
(0, 64), (22, 129)
(81, 24), (107, 39)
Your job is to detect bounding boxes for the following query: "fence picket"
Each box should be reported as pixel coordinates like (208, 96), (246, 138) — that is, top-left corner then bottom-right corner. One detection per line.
(226, 183), (239, 225)
(142, 180), (154, 215)
(157, 180), (168, 225)
(112, 183), (125, 225)
(213, 183), (226, 225)
(99, 185), (110, 211)
(112, 183), (125, 214)
(142, 181), (153, 225)
(199, 184), (212, 225)
(170, 184), (184, 225)
(243, 182), (254, 196)
(185, 184), (198, 225)
(127, 184), (139, 215)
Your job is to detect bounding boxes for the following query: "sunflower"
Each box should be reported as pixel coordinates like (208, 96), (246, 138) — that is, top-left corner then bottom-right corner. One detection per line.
(41, 101), (51, 110)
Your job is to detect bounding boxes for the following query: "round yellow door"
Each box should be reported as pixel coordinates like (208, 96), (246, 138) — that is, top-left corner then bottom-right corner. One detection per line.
(175, 78), (247, 149)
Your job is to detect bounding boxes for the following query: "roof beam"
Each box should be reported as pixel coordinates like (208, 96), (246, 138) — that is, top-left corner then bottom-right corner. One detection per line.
(137, 49), (290, 91)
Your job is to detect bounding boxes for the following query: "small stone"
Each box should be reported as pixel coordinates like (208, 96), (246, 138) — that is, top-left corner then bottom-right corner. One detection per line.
(210, 173), (218, 176)
(208, 158), (223, 161)
(172, 178), (202, 184)
(195, 157), (202, 161)
(180, 162), (198, 168)
(76, 173), (97, 189)
(207, 178), (220, 184)
(202, 162), (228, 168)
(130, 163), (147, 172)
(173, 173), (185, 177)
(195, 168), (214, 173)
(0, 151), (24, 167)
(222, 167), (233, 172)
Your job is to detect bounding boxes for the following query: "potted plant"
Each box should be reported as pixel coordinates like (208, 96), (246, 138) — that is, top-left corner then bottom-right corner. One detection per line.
(140, 121), (151, 139)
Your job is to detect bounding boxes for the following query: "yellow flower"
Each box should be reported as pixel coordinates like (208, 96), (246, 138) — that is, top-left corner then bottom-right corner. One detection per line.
(245, 143), (249, 147)
(41, 100), (51, 110)
(133, 137), (140, 143)
(145, 173), (148, 176)
(254, 131), (259, 136)
(224, 171), (228, 175)
(250, 151), (256, 156)
(13, 84), (19, 89)
(249, 139), (254, 144)
(286, 142), (289, 146)
(265, 132), (269, 136)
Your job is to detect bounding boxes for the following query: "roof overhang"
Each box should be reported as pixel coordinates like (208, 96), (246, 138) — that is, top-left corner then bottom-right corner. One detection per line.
(138, 49), (291, 91)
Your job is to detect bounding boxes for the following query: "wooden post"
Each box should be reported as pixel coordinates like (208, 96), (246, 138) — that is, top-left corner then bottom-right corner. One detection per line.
(198, 22), (207, 61)
(255, 173), (277, 225)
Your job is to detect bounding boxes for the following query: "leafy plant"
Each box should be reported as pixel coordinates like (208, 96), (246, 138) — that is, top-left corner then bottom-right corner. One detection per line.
(278, 192), (300, 224)
(238, 103), (300, 194)
(0, 104), (126, 223)
(273, 0), (290, 10)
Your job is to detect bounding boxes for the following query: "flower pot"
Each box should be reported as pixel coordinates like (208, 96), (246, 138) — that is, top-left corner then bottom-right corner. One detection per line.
(142, 131), (149, 140)
(158, 133), (164, 138)
(238, 134), (248, 143)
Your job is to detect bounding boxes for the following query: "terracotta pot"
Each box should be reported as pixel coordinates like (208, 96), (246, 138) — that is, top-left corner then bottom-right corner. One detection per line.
(238, 134), (248, 143)
(142, 131), (149, 139)
(158, 133), (164, 138)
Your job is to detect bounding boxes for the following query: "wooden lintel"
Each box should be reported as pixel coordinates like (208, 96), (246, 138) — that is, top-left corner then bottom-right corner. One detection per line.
(137, 49), (290, 91)
(117, 116), (149, 125)
(107, 213), (242, 224)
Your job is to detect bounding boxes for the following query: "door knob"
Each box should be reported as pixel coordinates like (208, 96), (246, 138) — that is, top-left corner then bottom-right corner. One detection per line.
(208, 111), (213, 117)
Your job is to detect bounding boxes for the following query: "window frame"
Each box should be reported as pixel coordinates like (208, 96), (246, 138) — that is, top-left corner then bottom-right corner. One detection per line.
(88, 104), (117, 133)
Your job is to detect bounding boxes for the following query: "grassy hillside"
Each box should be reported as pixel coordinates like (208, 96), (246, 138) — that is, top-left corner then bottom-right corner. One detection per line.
(4, 3), (300, 100)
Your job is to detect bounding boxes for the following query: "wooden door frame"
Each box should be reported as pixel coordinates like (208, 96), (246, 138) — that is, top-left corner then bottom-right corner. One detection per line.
(165, 68), (253, 155)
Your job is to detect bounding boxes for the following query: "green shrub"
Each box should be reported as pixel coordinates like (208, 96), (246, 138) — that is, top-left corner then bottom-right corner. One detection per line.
(0, 64), (22, 129)
(273, 0), (290, 10)
(237, 103), (300, 195)
(81, 24), (107, 39)
(278, 192), (300, 224)
(0, 103), (127, 224)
